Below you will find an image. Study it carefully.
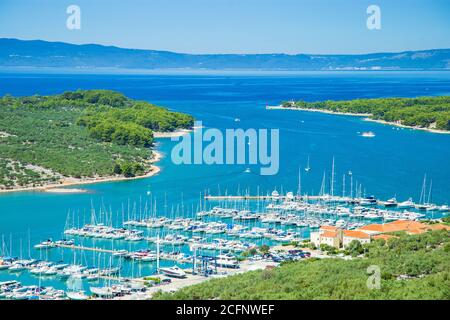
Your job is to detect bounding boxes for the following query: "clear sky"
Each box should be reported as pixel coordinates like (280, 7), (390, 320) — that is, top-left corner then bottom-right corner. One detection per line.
(1, 0), (449, 54)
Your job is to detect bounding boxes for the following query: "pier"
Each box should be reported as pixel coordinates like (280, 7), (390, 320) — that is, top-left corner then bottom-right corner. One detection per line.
(55, 243), (117, 254)
(204, 195), (328, 201)
(55, 243), (191, 263)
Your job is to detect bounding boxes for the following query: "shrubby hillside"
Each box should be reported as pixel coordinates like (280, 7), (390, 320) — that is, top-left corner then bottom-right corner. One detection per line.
(0, 90), (193, 189)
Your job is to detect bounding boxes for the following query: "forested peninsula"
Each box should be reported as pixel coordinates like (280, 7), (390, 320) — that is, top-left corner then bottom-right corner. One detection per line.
(276, 96), (450, 133)
(0, 90), (193, 191)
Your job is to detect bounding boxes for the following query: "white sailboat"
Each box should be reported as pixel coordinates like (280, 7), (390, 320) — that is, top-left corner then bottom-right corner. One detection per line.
(305, 156), (311, 172)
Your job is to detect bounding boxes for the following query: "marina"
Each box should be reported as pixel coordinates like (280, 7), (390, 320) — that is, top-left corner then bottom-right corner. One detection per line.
(0, 73), (449, 300)
(1, 180), (448, 299)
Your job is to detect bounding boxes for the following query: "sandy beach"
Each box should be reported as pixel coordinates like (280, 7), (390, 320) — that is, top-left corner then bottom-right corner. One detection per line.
(0, 150), (163, 194)
(266, 105), (370, 116)
(153, 125), (202, 139)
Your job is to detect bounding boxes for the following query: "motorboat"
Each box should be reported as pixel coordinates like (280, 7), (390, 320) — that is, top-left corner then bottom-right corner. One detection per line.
(214, 254), (240, 269)
(159, 265), (186, 278)
(90, 286), (115, 298)
(397, 198), (415, 209)
(66, 291), (89, 300)
(379, 198), (397, 207)
(271, 190), (280, 201)
(34, 239), (55, 250)
(361, 131), (375, 138)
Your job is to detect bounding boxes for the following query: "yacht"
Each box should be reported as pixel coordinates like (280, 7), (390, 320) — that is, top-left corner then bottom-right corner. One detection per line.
(361, 131), (375, 138)
(90, 286), (115, 298)
(379, 198), (398, 207)
(414, 203), (431, 211)
(159, 265), (186, 278)
(215, 254), (240, 269)
(112, 249), (128, 257)
(286, 192), (295, 201)
(8, 263), (27, 272)
(66, 291), (89, 300)
(426, 205), (439, 212)
(397, 198), (415, 209)
(34, 239), (55, 250)
(358, 196), (377, 206)
(271, 190), (280, 201)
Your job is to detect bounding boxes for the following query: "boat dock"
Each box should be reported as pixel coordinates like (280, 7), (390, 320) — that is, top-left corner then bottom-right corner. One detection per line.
(204, 195), (326, 201)
(55, 243), (120, 254)
(54, 244), (191, 263)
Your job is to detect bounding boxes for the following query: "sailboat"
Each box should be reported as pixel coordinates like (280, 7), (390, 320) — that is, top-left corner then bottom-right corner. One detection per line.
(66, 272), (89, 300)
(305, 156), (311, 172)
(415, 175), (432, 210)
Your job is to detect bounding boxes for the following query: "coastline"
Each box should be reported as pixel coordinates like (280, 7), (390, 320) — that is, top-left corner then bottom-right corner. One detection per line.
(363, 118), (450, 135)
(153, 125), (202, 138)
(0, 150), (163, 194)
(268, 106), (450, 135)
(266, 105), (369, 117)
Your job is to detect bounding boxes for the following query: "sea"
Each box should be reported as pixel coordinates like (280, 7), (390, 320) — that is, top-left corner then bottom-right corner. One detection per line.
(0, 71), (449, 292)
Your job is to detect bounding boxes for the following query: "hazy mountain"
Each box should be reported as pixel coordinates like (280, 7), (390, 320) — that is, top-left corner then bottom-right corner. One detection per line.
(1, 38), (450, 71)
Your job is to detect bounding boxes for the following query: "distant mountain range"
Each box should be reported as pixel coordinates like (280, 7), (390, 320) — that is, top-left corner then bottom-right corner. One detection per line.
(1, 38), (450, 71)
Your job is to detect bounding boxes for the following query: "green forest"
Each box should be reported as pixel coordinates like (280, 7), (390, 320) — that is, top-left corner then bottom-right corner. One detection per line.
(283, 96), (450, 131)
(154, 230), (450, 300)
(0, 90), (193, 189)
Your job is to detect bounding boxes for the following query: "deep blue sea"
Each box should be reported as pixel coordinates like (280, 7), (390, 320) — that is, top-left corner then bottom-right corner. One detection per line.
(0, 71), (449, 291)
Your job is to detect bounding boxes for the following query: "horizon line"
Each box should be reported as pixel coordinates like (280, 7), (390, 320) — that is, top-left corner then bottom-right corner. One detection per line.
(2, 37), (450, 57)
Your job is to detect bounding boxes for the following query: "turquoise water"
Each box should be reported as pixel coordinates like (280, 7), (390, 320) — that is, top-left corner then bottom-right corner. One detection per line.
(0, 71), (450, 291)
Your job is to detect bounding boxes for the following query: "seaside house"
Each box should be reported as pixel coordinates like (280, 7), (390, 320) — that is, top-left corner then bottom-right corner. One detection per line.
(342, 230), (371, 247)
(310, 220), (449, 250)
(357, 220), (450, 236)
(310, 226), (343, 248)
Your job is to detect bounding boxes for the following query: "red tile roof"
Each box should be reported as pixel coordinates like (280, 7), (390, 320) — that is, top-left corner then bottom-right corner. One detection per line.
(343, 230), (370, 239)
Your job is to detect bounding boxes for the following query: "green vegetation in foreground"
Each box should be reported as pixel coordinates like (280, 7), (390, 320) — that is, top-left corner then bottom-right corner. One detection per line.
(282, 96), (450, 131)
(0, 90), (193, 189)
(154, 230), (450, 300)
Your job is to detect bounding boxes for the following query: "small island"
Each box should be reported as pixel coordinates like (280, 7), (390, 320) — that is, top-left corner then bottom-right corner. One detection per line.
(0, 90), (194, 192)
(271, 96), (450, 133)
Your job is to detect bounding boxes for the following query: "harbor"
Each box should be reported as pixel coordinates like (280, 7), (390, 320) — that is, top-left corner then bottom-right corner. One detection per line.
(0, 72), (450, 300)
(1, 174), (448, 300)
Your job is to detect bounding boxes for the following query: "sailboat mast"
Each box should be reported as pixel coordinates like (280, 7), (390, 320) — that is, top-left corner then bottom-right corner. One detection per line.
(350, 175), (353, 199)
(331, 157), (335, 197)
(156, 234), (160, 272)
(342, 174), (346, 198)
(427, 179), (433, 204)
(419, 174), (427, 204)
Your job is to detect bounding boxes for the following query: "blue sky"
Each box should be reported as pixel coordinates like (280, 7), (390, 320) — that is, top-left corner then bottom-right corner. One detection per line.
(0, 0), (449, 54)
